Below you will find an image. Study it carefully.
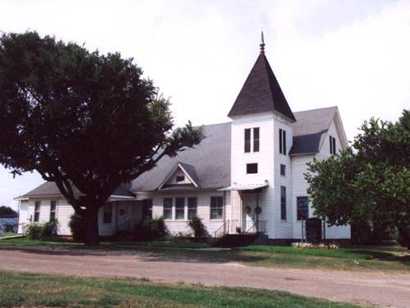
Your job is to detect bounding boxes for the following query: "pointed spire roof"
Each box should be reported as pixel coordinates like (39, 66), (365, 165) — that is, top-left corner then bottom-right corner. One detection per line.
(228, 35), (296, 121)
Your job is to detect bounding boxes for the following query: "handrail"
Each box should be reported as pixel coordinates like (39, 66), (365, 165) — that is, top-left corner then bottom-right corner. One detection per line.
(214, 221), (226, 238)
(246, 220), (267, 233)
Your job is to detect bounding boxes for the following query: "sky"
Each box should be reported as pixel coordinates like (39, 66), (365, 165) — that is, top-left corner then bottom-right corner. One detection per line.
(0, 0), (409, 209)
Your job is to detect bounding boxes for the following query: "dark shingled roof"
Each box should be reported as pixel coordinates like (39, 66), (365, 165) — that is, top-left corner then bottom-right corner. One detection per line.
(290, 106), (338, 155)
(131, 122), (231, 192)
(19, 107), (337, 198)
(228, 52), (296, 121)
(20, 181), (134, 198)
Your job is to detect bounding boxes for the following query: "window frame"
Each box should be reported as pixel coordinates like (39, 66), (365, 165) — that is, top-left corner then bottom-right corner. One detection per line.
(49, 200), (56, 222)
(329, 136), (336, 155)
(103, 204), (113, 224)
(253, 127), (260, 152)
(175, 197), (185, 220)
(280, 164), (286, 176)
(279, 129), (287, 155)
(143, 199), (153, 220)
(34, 201), (41, 222)
(244, 128), (251, 153)
(246, 163), (258, 174)
(187, 197), (198, 220)
(280, 186), (287, 221)
(163, 198), (173, 220)
(297, 196), (309, 220)
(210, 196), (223, 220)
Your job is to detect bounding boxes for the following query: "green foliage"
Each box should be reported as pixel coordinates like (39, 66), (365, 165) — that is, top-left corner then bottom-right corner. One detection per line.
(24, 221), (57, 240)
(24, 224), (43, 240)
(188, 216), (208, 239)
(306, 110), (410, 248)
(0, 206), (17, 217)
(136, 217), (169, 241)
(69, 214), (86, 242)
(0, 31), (202, 244)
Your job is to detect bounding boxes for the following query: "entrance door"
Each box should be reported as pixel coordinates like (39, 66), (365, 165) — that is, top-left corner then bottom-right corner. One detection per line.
(242, 193), (257, 233)
(117, 203), (129, 232)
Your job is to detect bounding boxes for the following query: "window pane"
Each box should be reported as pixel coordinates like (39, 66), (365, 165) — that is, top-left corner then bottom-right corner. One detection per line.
(329, 136), (332, 154)
(253, 127), (259, 152)
(244, 128), (251, 152)
(34, 201), (41, 222)
(163, 198), (173, 219)
(175, 197), (185, 220)
(297, 197), (309, 220)
(188, 197), (197, 220)
(283, 130), (287, 154)
(103, 204), (112, 224)
(50, 200), (56, 222)
(279, 129), (283, 154)
(280, 164), (286, 176)
(281, 186), (287, 220)
(143, 199), (153, 220)
(210, 196), (223, 219)
(246, 163), (258, 174)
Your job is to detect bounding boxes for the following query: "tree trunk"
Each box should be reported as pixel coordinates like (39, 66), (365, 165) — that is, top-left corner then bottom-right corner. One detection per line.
(84, 205), (99, 245)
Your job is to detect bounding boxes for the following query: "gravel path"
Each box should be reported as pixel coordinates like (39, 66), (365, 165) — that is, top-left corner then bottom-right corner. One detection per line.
(1, 249), (409, 307)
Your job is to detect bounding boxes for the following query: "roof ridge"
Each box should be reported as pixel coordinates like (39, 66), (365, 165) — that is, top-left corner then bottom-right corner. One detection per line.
(294, 106), (338, 114)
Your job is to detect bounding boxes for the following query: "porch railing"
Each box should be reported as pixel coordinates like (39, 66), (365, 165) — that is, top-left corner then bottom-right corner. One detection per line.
(213, 219), (266, 238)
(246, 220), (267, 234)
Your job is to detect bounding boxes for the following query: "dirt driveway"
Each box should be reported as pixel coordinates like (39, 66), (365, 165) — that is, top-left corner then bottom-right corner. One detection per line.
(0, 249), (409, 308)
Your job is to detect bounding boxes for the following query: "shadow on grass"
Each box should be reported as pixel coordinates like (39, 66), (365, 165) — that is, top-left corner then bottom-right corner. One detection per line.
(347, 249), (410, 267)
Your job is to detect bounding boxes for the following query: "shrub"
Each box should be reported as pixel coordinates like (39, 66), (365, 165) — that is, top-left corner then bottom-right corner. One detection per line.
(398, 226), (410, 250)
(188, 216), (208, 239)
(136, 217), (168, 241)
(41, 220), (58, 238)
(24, 221), (58, 240)
(69, 214), (86, 242)
(24, 223), (43, 240)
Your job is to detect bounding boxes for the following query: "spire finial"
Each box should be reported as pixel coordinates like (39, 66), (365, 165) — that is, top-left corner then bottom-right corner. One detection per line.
(260, 31), (265, 54)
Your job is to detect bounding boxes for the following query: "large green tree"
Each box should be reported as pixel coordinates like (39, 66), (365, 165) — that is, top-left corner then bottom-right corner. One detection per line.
(0, 32), (202, 244)
(306, 110), (410, 248)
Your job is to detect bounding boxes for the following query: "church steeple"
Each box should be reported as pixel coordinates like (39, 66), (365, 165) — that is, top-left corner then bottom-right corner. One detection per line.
(259, 31), (265, 54)
(228, 34), (295, 122)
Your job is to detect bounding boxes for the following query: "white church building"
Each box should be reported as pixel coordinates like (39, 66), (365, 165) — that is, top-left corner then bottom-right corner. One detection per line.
(17, 39), (350, 242)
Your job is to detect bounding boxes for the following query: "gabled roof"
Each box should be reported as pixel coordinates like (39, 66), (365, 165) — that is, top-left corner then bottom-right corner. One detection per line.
(132, 122), (231, 192)
(228, 51), (295, 121)
(158, 162), (200, 190)
(290, 106), (339, 155)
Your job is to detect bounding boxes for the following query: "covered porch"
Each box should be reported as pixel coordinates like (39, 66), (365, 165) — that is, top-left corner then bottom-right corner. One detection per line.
(218, 182), (268, 237)
(99, 198), (152, 237)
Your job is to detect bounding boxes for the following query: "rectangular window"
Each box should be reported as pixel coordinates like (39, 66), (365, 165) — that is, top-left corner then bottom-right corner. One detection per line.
(50, 200), (56, 222)
(175, 197), (185, 220)
(279, 129), (287, 155)
(280, 164), (286, 176)
(244, 128), (251, 153)
(34, 201), (41, 222)
(297, 196), (309, 220)
(210, 196), (223, 220)
(253, 127), (260, 152)
(280, 186), (287, 220)
(188, 197), (197, 220)
(143, 199), (153, 220)
(329, 136), (336, 154)
(163, 198), (173, 219)
(246, 163), (258, 174)
(103, 204), (112, 224)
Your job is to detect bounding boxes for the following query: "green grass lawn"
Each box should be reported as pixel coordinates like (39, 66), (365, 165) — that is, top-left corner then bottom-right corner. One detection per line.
(0, 271), (358, 308)
(1, 236), (409, 271)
